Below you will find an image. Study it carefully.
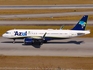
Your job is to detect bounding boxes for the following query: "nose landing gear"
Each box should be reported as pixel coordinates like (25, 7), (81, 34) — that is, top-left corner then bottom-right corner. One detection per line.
(13, 39), (15, 43)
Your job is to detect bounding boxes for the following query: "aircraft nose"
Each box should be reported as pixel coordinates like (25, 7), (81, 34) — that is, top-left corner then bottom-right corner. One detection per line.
(2, 34), (6, 37)
(2, 34), (5, 37)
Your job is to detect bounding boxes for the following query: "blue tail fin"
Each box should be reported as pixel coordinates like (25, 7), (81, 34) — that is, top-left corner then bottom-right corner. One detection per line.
(71, 15), (88, 30)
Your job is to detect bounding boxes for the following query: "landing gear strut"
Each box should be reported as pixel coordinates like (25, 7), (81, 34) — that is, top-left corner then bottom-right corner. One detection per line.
(43, 40), (47, 43)
(13, 39), (15, 43)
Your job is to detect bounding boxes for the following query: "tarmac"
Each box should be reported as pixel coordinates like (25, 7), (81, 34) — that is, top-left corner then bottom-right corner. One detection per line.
(0, 21), (93, 25)
(0, 12), (93, 18)
(0, 37), (93, 57)
(0, 5), (93, 9)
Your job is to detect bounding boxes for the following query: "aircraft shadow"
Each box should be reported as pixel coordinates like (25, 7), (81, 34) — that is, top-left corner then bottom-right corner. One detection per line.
(22, 40), (84, 48)
(1, 41), (23, 43)
(1, 41), (42, 48)
(47, 40), (84, 45)
(1, 40), (84, 48)
(22, 44), (42, 48)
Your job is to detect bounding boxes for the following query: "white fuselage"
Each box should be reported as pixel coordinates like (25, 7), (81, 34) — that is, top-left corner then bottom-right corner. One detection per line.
(2, 29), (90, 39)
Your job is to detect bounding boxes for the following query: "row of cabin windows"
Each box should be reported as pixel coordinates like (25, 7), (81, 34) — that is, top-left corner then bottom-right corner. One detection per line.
(30, 33), (68, 34)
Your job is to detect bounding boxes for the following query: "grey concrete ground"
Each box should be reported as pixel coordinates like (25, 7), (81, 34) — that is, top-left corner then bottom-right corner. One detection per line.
(0, 21), (92, 25)
(0, 12), (93, 18)
(0, 5), (93, 9)
(0, 37), (93, 57)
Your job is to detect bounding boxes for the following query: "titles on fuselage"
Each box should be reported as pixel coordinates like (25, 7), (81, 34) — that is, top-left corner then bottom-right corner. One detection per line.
(14, 31), (27, 36)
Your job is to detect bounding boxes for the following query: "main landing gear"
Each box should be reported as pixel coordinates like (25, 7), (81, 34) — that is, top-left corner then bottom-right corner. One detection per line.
(43, 40), (47, 43)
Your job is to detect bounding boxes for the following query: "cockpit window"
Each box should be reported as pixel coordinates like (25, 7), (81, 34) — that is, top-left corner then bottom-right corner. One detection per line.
(5, 32), (10, 34)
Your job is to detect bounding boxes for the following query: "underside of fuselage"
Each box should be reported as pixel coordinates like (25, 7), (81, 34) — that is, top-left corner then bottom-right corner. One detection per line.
(9, 36), (70, 40)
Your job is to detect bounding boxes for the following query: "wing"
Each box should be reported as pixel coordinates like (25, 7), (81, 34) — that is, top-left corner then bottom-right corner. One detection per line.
(29, 32), (47, 40)
(24, 33), (47, 45)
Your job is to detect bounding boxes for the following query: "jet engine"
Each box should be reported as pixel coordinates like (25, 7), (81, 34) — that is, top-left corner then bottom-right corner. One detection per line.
(24, 38), (33, 44)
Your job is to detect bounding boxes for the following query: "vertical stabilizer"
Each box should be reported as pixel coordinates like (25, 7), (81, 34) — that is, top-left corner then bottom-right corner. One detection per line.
(71, 15), (88, 30)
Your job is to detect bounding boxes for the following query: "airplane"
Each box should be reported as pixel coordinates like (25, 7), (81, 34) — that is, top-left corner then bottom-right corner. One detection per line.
(2, 15), (90, 45)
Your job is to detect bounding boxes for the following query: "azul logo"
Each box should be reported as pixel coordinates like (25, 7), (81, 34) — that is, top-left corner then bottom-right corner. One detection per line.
(14, 31), (27, 36)
(79, 21), (86, 28)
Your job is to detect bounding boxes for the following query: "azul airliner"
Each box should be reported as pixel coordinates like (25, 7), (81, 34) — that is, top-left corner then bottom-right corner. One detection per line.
(2, 15), (90, 44)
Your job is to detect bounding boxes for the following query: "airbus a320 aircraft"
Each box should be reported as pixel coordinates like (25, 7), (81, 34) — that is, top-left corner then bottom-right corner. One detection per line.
(2, 15), (90, 45)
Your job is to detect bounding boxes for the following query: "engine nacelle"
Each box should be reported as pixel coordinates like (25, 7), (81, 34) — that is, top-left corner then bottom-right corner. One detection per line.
(45, 37), (52, 41)
(24, 38), (33, 44)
